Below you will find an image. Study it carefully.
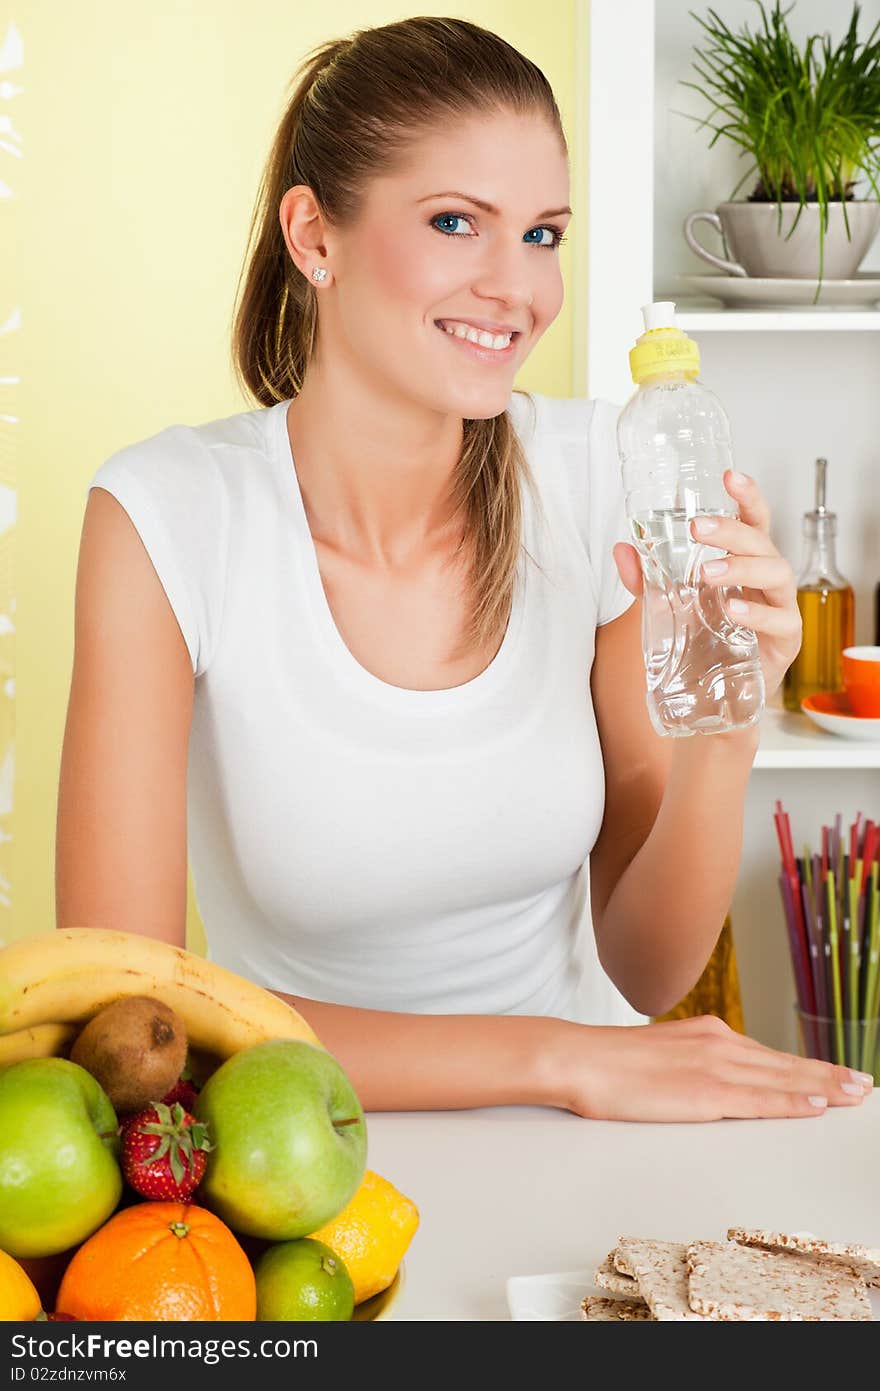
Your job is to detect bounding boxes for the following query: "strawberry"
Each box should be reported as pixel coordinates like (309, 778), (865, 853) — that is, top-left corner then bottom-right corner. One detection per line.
(161, 1076), (200, 1112)
(121, 1101), (213, 1201)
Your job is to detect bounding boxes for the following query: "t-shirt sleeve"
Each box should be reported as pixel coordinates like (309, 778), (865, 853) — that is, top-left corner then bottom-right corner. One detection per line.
(586, 397), (636, 626)
(86, 425), (228, 678)
(542, 394), (636, 627)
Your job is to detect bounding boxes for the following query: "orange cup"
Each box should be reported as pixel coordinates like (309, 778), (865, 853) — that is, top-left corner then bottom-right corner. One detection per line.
(841, 646), (880, 717)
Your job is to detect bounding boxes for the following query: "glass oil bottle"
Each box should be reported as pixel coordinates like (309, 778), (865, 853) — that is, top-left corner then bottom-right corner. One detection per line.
(783, 457), (854, 713)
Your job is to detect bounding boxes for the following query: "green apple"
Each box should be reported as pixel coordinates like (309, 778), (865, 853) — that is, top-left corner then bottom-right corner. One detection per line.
(195, 1040), (367, 1240)
(0, 1058), (122, 1258)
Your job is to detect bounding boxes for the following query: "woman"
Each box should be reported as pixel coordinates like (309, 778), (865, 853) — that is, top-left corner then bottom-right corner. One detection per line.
(55, 17), (871, 1122)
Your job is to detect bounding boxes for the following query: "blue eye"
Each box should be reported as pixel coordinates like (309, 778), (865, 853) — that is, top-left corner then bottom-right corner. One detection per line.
(431, 214), (472, 236)
(523, 226), (565, 248)
(430, 213), (566, 249)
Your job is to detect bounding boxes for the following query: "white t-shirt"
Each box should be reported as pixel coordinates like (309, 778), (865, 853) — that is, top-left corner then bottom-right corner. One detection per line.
(87, 391), (644, 1026)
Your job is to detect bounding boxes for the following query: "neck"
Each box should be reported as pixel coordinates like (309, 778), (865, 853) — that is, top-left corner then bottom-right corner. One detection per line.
(285, 348), (466, 569)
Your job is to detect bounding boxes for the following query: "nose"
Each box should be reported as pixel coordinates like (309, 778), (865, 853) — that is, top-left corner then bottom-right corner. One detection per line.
(470, 237), (536, 313)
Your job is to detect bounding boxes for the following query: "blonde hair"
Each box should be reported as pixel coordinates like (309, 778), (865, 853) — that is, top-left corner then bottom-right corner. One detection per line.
(230, 17), (564, 655)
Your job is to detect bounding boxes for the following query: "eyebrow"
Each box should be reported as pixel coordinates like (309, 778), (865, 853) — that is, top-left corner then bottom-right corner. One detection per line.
(417, 190), (572, 219)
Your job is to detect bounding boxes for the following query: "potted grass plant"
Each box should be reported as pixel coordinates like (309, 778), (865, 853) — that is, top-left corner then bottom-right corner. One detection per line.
(679, 0), (880, 294)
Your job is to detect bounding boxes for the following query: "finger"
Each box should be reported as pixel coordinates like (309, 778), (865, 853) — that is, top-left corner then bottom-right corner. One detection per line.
(714, 1083), (830, 1120)
(722, 469), (772, 533)
(690, 513), (776, 558)
(721, 594), (802, 640)
(701, 554), (796, 605)
(719, 1058), (870, 1106)
(613, 541), (643, 597)
(726, 1036), (874, 1093)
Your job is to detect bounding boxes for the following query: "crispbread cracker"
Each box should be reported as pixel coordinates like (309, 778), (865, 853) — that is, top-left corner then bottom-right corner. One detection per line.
(580, 1295), (653, 1321)
(728, 1226), (880, 1289)
(614, 1237), (708, 1321)
(686, 1239), (872, 1321)
(594, 1252), (640, 1296)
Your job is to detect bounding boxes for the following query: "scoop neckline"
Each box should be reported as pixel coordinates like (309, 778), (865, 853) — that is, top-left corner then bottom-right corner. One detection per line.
(269, 398), (525, 711)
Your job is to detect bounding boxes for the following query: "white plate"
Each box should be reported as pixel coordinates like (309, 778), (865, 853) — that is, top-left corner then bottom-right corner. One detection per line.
(801, 697), (880, 742)
(506, 1265), (880, 1320)
(679, 273), (880, 309)
(506, 1268), (593, 1321)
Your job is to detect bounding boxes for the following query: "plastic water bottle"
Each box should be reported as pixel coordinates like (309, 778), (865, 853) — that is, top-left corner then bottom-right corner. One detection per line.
(616, 302), (765, 737)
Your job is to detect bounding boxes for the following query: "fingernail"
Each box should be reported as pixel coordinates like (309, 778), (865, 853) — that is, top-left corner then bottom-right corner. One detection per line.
(841, 1082), (864, 1096)
(730, 471), (749, 487)
(703, 559), (728, 577)
(849, 1069), (873, 1088)
(728, 598), (749, 614)
(694, 516), (719, 534)
(808, 1095), (828, 1108)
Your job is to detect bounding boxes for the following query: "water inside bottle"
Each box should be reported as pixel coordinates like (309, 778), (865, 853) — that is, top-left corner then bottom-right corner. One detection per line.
(632, 508), (765, 736)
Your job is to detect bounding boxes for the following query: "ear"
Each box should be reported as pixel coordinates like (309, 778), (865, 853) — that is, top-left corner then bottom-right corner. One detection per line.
(279, 185), (333, 281)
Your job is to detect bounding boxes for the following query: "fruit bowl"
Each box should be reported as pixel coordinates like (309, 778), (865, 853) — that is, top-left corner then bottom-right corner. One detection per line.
(352, 1263), (405, 1321)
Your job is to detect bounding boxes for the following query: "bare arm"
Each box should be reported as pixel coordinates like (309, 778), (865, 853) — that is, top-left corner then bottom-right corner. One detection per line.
(270, 991), (559, 1112)
(271, 988), (866, 1121)
(589, 597), (757, 1017)
(589, 461), (803, 1020)
(55, 487), (195, 945)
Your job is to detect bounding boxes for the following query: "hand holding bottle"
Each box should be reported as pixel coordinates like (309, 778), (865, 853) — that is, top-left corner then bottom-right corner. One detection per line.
(617, 304), (768, 736)
(613, 467), (801, 708)
(690, 468), (801, 706)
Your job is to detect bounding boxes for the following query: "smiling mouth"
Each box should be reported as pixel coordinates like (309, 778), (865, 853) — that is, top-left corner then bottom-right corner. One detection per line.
(434, 320), (521, 354)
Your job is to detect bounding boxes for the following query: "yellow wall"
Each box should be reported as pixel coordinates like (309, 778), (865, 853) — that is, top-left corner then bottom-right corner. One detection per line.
(16, 3), (582, 952)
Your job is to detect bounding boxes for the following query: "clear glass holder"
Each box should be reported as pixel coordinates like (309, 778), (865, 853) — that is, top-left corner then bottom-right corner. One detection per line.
(795, 1004), (880, 1083)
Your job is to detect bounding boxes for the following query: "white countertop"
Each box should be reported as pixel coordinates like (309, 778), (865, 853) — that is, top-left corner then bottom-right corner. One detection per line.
(366, 1096), (880, 1320)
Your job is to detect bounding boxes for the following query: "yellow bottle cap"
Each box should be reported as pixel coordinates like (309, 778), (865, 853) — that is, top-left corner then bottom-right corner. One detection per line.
(629, 302), (700, 385)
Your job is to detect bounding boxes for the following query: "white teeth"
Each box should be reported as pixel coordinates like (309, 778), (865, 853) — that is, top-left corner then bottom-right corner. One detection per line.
(440, 321), (512, 351)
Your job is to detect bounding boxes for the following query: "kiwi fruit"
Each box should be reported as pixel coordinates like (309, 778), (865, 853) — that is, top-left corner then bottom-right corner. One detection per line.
(70, 996), (188, 1114)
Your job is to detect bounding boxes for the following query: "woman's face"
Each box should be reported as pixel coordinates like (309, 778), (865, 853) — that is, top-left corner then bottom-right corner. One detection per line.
(324, 109), (571, 421)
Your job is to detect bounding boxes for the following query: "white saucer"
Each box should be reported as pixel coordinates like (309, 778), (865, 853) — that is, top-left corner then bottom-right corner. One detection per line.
(680, 272), (880, 309)
(506, 1268), (594, 1320)
(801, 692), (880, 741)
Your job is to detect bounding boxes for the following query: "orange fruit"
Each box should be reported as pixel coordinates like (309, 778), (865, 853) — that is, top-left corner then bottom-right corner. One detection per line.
(0, 1247), (42, 1321)
(307, 1170), (418, 1304)
(57, 1203), (256, 1321)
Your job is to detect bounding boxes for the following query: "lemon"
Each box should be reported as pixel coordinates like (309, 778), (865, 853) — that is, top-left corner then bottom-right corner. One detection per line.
(308, 1169), (419, 1304)
(0, 1248), (42, 1321)
(254, 1238), (354, 1321)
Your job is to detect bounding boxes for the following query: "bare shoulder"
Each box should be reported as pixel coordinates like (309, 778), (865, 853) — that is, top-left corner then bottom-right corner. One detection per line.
(76, 487), (194, 673)
(55, 487), (193, 946)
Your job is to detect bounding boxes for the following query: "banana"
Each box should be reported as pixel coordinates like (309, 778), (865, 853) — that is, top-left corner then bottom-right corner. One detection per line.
(0, 929), (323, 1058)
(0, 1021), (78, 1067)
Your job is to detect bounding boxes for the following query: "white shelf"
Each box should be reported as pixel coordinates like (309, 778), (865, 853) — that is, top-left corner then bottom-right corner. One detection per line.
(754, 706), (880, 770)
(673, 306), (880, 332)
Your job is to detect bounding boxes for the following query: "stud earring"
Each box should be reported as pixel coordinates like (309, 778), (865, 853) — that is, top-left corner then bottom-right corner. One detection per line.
(311, 267), (328, 283)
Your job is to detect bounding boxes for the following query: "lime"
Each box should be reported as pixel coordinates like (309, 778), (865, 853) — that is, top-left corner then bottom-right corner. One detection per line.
(254, 1238), (355, 1321)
